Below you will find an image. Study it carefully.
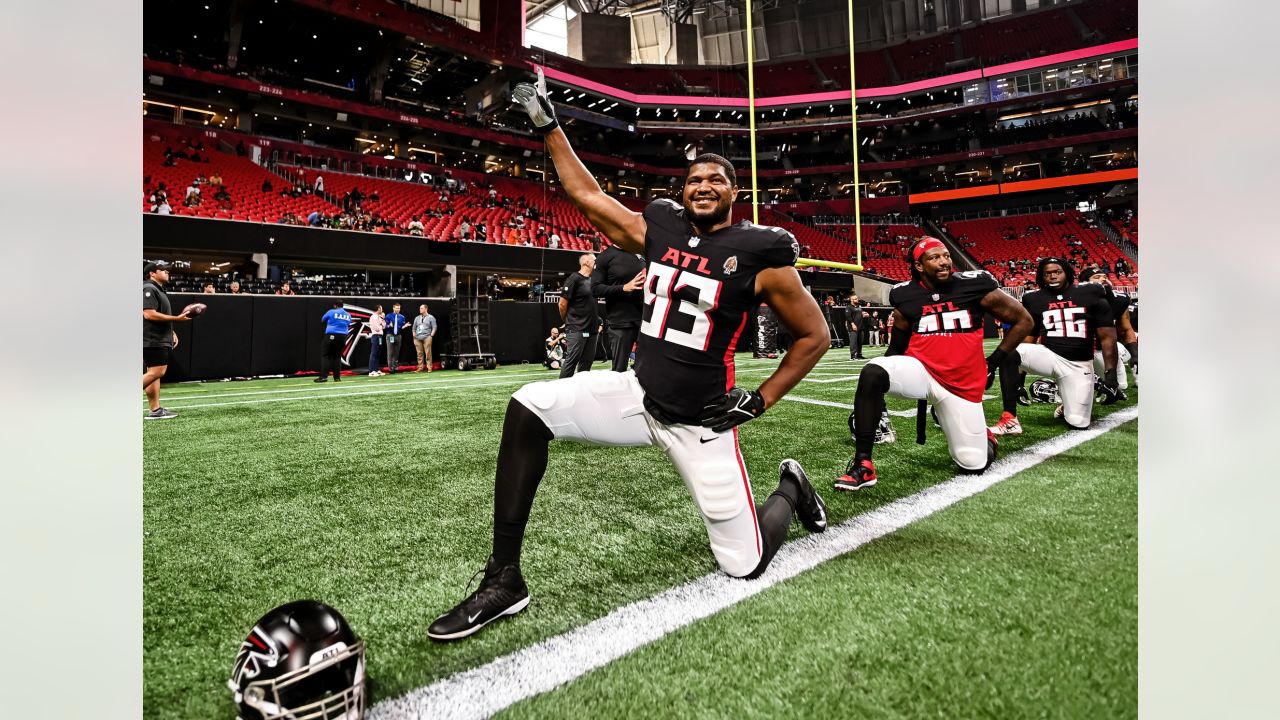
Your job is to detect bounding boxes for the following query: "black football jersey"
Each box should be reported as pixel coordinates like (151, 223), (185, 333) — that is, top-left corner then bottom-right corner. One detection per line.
(635, 198), (799, 423)
(1107, 288), (1131, 330)
(889, 270), (998, 402)
(1022, 282), (1115, 362)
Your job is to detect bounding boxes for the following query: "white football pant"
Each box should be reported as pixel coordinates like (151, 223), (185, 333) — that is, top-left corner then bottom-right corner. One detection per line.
(512, 370), (764, 578)
(1092, 342), (1132, 390)
(866, 355), (989, 471)
(1017, 343), (1096, 428)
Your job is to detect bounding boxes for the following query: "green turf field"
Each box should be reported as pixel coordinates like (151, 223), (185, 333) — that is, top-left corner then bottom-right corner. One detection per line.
(143, 341), (1137, 719)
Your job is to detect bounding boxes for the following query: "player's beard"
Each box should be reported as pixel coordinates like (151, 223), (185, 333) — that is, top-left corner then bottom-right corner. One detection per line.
(686, 196), (731, 229)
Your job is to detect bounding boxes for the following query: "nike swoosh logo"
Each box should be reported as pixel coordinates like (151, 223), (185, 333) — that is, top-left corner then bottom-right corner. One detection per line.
(700, 436), (717, 444)
(467, 611), (483, 624)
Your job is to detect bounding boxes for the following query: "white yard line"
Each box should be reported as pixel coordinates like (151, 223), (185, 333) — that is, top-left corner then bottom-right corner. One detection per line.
(156, 370), (550, 401)
(368, 406), (1139, 720)
(161, 376), (546, 410)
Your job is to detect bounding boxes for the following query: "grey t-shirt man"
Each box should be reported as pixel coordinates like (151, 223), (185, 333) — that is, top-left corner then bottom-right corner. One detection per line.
(413, 311), (437, 339)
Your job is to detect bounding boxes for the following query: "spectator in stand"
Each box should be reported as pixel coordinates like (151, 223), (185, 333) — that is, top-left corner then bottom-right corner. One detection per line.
(155, 199), (172, 215)
(407, 216), (425, 236)
(367, 305), (386, 376)
(262, 179), (273, 193)
(203, 282), (216, 294)
(548, 232), (560, 249)
(275, 281), (296, 296)
(457, 219), (472, 241)
(307, 210), (323, 227)
(1115, 257), (1131, 277)
(229, 281), (242, 294)
(476, 222), (488, 242)
(314, 175), (325, 194)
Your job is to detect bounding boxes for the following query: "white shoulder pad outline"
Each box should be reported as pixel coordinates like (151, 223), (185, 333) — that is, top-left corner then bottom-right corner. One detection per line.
(954, 269), (994, 281)
(891, 280), (912, 289)
(653, 198), (682, 210)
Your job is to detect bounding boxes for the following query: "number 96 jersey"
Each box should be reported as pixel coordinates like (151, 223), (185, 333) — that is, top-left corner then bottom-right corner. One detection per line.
(635, 199), (799, 424)
(1022, 283), (1115, 362)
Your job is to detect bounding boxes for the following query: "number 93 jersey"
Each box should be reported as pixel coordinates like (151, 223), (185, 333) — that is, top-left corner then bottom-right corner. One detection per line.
(635, 198), (799, 423)
(890, 270), (998, 403)
(1022, 283), (1115, 362)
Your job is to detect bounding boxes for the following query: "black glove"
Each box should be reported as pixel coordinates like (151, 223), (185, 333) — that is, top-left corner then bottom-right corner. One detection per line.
(1096, 368), (1125, 405)
(985, 348), (1008, 390)
(699, 387), (766, 433)
(511, 67), (558, 134)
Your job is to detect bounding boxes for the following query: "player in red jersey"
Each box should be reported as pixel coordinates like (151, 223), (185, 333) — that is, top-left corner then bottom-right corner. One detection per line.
(428, 69), (831, 641)
(836, 238), (1033, 490)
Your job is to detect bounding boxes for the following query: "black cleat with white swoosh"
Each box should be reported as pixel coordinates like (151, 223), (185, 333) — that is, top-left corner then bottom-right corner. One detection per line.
(780, 459), (827, 534)
(428, 557), (529, 641)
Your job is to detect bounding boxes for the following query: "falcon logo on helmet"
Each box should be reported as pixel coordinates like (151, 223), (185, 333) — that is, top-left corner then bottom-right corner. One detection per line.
(227, 600), (367, 720)
(1029, 378), (1061, 404)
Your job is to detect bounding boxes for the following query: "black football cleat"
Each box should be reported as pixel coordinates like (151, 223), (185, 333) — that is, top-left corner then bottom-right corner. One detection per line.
(428, 557), (530, 642)
(835, 457), (877, 492)
(780, 459), (827, 533)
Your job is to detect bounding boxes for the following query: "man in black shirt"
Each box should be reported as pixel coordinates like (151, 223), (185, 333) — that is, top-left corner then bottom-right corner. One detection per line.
(429, 70), (830, 641)
(558, 253), (598, 378)
(846, 294), (863, 359)
(142, 261), (193, 420)
(591, 243), (646, 372)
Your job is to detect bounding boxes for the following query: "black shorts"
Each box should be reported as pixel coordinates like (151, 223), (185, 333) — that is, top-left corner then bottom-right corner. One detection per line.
(143, 346), (172, 368)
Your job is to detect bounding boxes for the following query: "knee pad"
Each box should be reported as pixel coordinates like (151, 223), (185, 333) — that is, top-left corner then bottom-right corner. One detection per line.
(505, 396), (554, 441)
(859, 363), (890, 394)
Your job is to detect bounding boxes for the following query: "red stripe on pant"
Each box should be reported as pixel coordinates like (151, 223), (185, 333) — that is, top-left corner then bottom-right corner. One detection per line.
(731, 426), (761, 556)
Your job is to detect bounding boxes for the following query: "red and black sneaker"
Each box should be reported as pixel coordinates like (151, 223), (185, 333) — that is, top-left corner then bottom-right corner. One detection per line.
(834, 457), (877, 492)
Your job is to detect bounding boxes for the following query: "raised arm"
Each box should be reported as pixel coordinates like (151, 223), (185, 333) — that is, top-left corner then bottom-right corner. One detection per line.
(512, 69), (646, 253)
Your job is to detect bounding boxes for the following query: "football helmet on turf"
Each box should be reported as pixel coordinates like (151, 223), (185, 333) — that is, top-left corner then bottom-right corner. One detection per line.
(1029, 378), (1061, 404)
(228, 600), (366, 720)
(848, 409), (896, 444)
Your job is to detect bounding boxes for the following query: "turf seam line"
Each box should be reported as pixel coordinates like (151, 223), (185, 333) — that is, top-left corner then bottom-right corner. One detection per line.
(367, 405), (1139, 720)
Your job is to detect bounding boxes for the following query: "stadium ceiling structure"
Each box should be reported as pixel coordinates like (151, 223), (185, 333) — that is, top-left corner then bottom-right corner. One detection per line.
(526, 0), (784, 25)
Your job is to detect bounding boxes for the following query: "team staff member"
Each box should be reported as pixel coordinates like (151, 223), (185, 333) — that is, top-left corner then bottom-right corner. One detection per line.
(412, 304), (437, 372)
(429, 70), (829, 641)
(366, 305), (386, 376)
(143, 261), (192, 419)
(837, 238), (1033, 490)
(316, 301), (351, 382)
(558, 254), (598, 378)
(591, 243), (646, 372)
(846, 294), (864, 359)
(385, 303), (408, 374)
